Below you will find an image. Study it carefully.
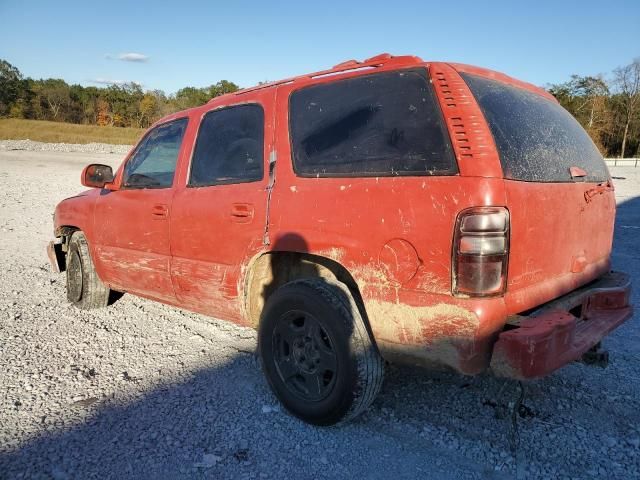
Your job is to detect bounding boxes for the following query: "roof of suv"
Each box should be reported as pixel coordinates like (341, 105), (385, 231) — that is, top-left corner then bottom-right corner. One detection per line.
(220, 53), (555, 103)
(154, 53), (556, 128)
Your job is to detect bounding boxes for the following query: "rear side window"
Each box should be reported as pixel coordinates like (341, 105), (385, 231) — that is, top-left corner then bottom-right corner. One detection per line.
(189, 104), (264, 186)
(123, 118), (188, 189)
(462, 73), (608, 183)
(289, 69), (456, 177)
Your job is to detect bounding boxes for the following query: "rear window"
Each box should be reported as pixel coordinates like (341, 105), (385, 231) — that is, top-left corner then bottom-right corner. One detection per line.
(462, 73), (608, 183)
(289, 69), (456, 177)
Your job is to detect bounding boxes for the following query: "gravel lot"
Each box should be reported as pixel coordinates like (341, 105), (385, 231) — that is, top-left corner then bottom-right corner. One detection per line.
(0, 142), (638, 479)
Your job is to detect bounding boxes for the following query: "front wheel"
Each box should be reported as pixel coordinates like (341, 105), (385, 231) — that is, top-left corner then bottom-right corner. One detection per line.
(66, 231), (110, 310)
(258, 279), (384, 426)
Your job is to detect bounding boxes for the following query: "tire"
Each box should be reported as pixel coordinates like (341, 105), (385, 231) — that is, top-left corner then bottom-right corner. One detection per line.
(66, 231), (110, 310)
(258, 278), (384, 426)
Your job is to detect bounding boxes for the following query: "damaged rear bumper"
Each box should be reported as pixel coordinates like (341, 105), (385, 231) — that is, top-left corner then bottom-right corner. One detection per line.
(491, 271), (632, 379)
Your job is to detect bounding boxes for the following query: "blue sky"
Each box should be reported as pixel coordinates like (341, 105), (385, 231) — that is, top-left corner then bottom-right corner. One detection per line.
(1, 0), (638, 94)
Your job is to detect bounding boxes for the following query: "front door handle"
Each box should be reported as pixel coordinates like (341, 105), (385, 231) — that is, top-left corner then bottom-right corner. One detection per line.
(151, 204), (169, 219)
(230, 203), (254, 222)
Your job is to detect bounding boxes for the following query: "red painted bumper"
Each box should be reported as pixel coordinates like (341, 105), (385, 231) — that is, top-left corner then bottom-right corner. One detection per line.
(491, 271), (633, 379)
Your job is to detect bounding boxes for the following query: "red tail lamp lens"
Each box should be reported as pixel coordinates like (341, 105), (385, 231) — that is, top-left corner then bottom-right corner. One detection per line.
(453, 207), (509, 297)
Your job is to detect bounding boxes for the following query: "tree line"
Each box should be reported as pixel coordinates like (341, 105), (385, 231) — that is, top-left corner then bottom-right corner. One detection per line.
(0, 59), (239, 129)
(549, 58), (640, 158)
(1, 57), (639, 157)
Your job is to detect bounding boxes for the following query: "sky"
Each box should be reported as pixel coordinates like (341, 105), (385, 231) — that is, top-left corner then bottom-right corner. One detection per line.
(0, 0), (639, 94)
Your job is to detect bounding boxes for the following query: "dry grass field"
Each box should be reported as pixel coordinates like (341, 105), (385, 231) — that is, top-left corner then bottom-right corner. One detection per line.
(0, 118), (143, 145)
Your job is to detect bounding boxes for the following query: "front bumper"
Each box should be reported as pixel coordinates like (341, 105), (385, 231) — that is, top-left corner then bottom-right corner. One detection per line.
(47, 240), (65, 273)
(490, 271), (632, 379)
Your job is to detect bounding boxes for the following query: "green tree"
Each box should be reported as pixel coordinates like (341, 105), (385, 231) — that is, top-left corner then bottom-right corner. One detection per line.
(549, 75), (611, 152)
(69, 85), (100, 124)
(139, 93), (158, 127)
(37, 79), (71, 120)
(103, 82), (143, 127)
(612, 59), (640, 158)
(207, 80), (239, 98)
(174, 86), (209, 109)
(0, 60), (23, 116)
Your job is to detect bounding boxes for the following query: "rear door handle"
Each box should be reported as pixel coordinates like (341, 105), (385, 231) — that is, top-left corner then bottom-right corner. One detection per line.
(151, 204), (169, 219)
(230, 203), (254, 222)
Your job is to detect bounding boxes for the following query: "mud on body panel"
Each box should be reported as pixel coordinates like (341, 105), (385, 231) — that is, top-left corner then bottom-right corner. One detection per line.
(351, 262), (509, 375)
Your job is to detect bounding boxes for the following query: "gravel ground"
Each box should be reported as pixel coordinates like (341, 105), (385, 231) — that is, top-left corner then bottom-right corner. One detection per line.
(0, 139), (132, 155)
(0, 144), (638, 479)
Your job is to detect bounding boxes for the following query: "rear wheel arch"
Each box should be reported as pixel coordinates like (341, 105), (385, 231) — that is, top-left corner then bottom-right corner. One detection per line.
(243, 252), (374, 338)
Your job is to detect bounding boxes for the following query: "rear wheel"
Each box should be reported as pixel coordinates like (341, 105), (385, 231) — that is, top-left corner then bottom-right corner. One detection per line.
(258, 279), (384, 425)
(66, 231), (110, 309)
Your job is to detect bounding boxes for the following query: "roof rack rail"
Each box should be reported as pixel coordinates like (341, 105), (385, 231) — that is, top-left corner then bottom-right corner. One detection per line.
(207, 53), (422, 102)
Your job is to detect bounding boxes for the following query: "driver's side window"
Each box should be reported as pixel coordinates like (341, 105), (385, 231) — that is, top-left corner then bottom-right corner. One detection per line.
(123, 118), (188, 189)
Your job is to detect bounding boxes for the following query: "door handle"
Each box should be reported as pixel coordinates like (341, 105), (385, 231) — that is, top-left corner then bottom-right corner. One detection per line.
(151, 204), (169, 219)
(230, 203), (254, 222)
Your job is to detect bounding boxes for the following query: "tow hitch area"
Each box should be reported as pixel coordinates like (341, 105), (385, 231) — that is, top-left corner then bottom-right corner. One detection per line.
(581, 342), (609, 368)
(491, 272), (632, 379)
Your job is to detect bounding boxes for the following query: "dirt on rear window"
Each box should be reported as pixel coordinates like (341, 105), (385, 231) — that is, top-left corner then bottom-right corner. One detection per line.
(462, 73), (609, 183)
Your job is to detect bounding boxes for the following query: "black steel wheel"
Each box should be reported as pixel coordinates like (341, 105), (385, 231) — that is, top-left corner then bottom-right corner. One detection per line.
(259, 278), (384, 426)
(272, 309), (338, 402)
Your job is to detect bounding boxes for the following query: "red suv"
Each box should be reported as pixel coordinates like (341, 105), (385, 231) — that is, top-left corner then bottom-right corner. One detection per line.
(48, 53), (633, 425)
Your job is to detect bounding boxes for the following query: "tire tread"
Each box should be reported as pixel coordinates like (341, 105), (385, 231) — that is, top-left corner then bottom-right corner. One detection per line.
(262, 278), (384, 425)
(67, 232), (110, 310)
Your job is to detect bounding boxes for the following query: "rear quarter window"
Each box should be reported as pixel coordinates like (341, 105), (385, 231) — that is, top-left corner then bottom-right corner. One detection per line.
(461, 73), (609, 183)
(289, 69), (456, 177)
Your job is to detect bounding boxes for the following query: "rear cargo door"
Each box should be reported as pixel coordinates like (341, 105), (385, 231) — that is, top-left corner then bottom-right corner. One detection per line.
(462, 73), (615, 313)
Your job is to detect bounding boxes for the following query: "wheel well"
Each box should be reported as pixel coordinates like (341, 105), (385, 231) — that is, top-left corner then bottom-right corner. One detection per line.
(56, 225), (80, 241)
(51, 226), (80, 272)
(56, 225), (80, 253)
(244, 252), (370, 331)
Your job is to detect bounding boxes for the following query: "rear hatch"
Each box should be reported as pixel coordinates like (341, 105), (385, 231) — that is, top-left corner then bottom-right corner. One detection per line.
(462, 73), (615, 313)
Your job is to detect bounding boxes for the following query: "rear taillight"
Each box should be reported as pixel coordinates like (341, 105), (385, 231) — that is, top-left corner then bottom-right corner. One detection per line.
(453, 207), (509, 297)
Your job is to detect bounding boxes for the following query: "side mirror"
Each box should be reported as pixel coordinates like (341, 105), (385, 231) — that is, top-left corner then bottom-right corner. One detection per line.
(81, 164), (114, 189)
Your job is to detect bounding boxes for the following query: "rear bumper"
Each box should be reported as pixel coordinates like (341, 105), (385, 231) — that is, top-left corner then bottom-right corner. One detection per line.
(490, 271), (633, 379)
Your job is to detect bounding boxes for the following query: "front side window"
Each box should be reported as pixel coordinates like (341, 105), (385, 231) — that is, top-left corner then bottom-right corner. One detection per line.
(123, 118), (188, 189)
(289, 68), (456, 177)
(189, 104), (264, 186)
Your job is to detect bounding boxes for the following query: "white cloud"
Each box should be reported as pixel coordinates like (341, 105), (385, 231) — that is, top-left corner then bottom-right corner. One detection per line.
(91, 78), (136, 86)
(117, 52), (149, 63)
(104, 52), (149, 62)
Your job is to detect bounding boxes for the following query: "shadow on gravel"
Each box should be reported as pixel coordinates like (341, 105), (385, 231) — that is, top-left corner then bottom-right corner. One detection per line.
(0, 353), (272, 480)
(0, 353), (502, 480)
(613, 196), (640, 265)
